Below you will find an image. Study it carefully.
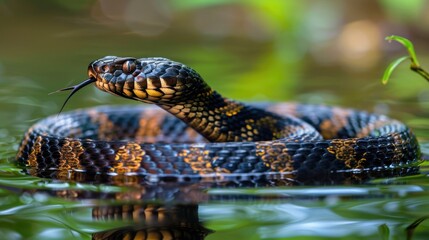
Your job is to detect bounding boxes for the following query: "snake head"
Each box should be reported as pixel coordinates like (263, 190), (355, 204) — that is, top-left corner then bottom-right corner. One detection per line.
(88, 56), (209, 105)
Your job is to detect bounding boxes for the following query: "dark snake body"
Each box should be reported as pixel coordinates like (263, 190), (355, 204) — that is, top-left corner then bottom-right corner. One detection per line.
(16, 57), (421, 184)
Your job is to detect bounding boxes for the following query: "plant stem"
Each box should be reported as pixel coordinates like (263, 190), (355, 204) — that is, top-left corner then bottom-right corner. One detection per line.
(410, 64), (429, 82)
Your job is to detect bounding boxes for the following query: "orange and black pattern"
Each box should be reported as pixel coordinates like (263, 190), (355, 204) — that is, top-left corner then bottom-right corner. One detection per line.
(16, 103), (420, 185)
(92, 204), (210, 240)
(16, 57), (421, 185)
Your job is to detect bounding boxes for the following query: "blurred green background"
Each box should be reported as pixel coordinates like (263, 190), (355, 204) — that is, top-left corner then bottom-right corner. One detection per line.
(1, 0), (429, 120)
(1, 0), (429, 239)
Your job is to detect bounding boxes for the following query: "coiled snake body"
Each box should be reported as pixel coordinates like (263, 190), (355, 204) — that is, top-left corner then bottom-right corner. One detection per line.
(16, 57), (421, 184)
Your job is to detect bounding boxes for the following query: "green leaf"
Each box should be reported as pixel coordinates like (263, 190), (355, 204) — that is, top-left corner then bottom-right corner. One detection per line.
(385, 35), (420, 66)
(381, 56), (409, 84)
(378, 223), (390, 240)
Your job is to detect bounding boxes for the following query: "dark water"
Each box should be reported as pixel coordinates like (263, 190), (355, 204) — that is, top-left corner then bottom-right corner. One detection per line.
(1, 1), (429, 239)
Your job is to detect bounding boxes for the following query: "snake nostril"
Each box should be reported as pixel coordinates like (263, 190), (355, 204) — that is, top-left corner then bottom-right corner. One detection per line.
(87, 65), (97, 79)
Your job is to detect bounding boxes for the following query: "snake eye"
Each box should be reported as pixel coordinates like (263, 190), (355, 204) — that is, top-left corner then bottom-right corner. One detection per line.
(101, 65), (111, 73)
(122, 60), (136, 74)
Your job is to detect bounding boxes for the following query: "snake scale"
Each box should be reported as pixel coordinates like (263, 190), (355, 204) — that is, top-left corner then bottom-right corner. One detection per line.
(16, 56), (421, 184)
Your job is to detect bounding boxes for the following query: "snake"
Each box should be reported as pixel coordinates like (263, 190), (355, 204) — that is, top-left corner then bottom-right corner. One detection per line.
(16, 56), (421, 184)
